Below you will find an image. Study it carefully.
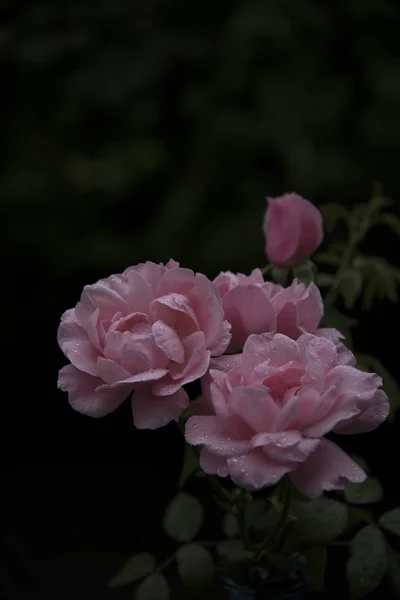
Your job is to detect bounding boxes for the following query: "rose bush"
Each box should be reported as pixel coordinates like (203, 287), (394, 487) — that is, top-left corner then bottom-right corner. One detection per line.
(58, 260), (231, 429)
(185, 331), (389, 497)
(214, 270), (330, 350)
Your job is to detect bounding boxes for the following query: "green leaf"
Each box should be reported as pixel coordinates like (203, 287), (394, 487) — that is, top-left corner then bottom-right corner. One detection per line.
(163, 492), (204, 543)
(303, 546), (327, 592)
(319, 203), (350, 232)
(314, 252), (341, 266)
(379, 213), (400, 237)
(347, 525), (387, 599)
(355, 354), (400, 421)
(323, 308), (357, 350)
(344, 477), (383, 505)
(339, 267), (363, 310)
(223, 513), (240, 538)
(216, 539), (246, 561)
(317, 272), (335, 287)
(136, 573), (170, 600)
(291, 498), (348, 545)
(246, 499), (274, 531)
(292, 261), (315, 285)
(108, 552), (156, 588)
(387, 550), (400, 597)
(176, 544), (214, 593)
(347, 507), (374, 531)
(355, 256), (398, 307)
(379, 508), (400, 536)
(178, 445), (199, 489)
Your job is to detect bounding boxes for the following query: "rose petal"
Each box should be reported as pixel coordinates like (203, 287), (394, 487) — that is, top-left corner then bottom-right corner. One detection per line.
(228, 387), (279, 433)
(222, 286), (277, 351)
(57, 309), (99, 376)
(58, 364), (130, 417)
(289, 438), (366, 498)
(152, 320), (185, 363)
(185, 415), (252, 457)
(333, 389), (390, 434)
(168, 332), (210, 384)
(199, 448), (229, 477)
(227, 450), (291, 490)
(131, 387), (189, 429)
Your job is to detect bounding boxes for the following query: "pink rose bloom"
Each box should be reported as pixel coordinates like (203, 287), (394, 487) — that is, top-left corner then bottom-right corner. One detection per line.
(57, 260), (231, 429)
(263, 193), (323, 266)
(214, 270), (328, 350)
(186, 332), (389, 497)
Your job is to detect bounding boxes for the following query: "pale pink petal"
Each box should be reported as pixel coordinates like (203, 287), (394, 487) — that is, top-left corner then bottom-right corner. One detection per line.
(185, 416), (252, 457)
(208, 371), (230, 418)
(150, 375), (182, 396)
(57, 309), (99, 376)
(241, 333), (275, 374)
(150, 294), (199, 338)
(125, 261), (167, 294)
(131, 387), (189, 429)
(314, 327), (344, 341)
(289, 439), (366, 498)
(152, 320), (185, 363)
(157, 267), (197, 296)
(275, 301), (301, 339)
(263, 333), (301, 367)
(95, 357), (131, 383)
(168, 332), (210, 384)
(333, 389), (390, 434)
(208, 319), (232, 356)
(58, 364), (130, 417)
(222, 286), (277, 350)
(189, 395), (214, 416)
(77, 279), (129, 322)
(326, 365), (382, 403)
(228, 387), (279, 433)
(190, 273), (231, 355)
(199, 448), (229, 477)
(103, 329), (168, 374)
(96, 357), (167, 386)
(295, 282), (324, 333)
(110, 270), (154, 312)
(213, 272), (238, 298)
(273, 388), (320, 430)
(227, 450), (290, 490)
(264, 198), (301, 265)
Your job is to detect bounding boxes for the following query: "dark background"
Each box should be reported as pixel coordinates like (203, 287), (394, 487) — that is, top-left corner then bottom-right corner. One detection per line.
(2, 1), (400, 598)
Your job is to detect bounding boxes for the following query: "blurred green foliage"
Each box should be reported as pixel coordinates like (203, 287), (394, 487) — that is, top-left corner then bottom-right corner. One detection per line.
(2, 0), (400, 276)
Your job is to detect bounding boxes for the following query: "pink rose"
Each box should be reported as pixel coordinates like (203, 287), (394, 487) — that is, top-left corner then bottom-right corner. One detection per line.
(263, 193), (323, 266)
(57, 260), (231, 429)
(214, 270), (328, 350)
(186, 332), (389, 497)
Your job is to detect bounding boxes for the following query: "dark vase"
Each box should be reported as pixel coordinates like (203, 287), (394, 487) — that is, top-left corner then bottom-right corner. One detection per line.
(219, 576), (306, 600)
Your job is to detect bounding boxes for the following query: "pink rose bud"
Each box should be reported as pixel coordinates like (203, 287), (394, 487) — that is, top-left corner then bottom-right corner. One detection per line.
(263, 193), (323, 266)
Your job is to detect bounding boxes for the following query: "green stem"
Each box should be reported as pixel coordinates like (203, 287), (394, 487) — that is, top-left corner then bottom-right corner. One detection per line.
(255, 477), (292, 561)
(237, 501), (252, 551)
(324, 231), (362, 307)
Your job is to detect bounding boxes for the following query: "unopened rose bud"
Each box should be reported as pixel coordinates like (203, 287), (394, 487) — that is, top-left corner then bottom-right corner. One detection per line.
(263, 193), (323, 267)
